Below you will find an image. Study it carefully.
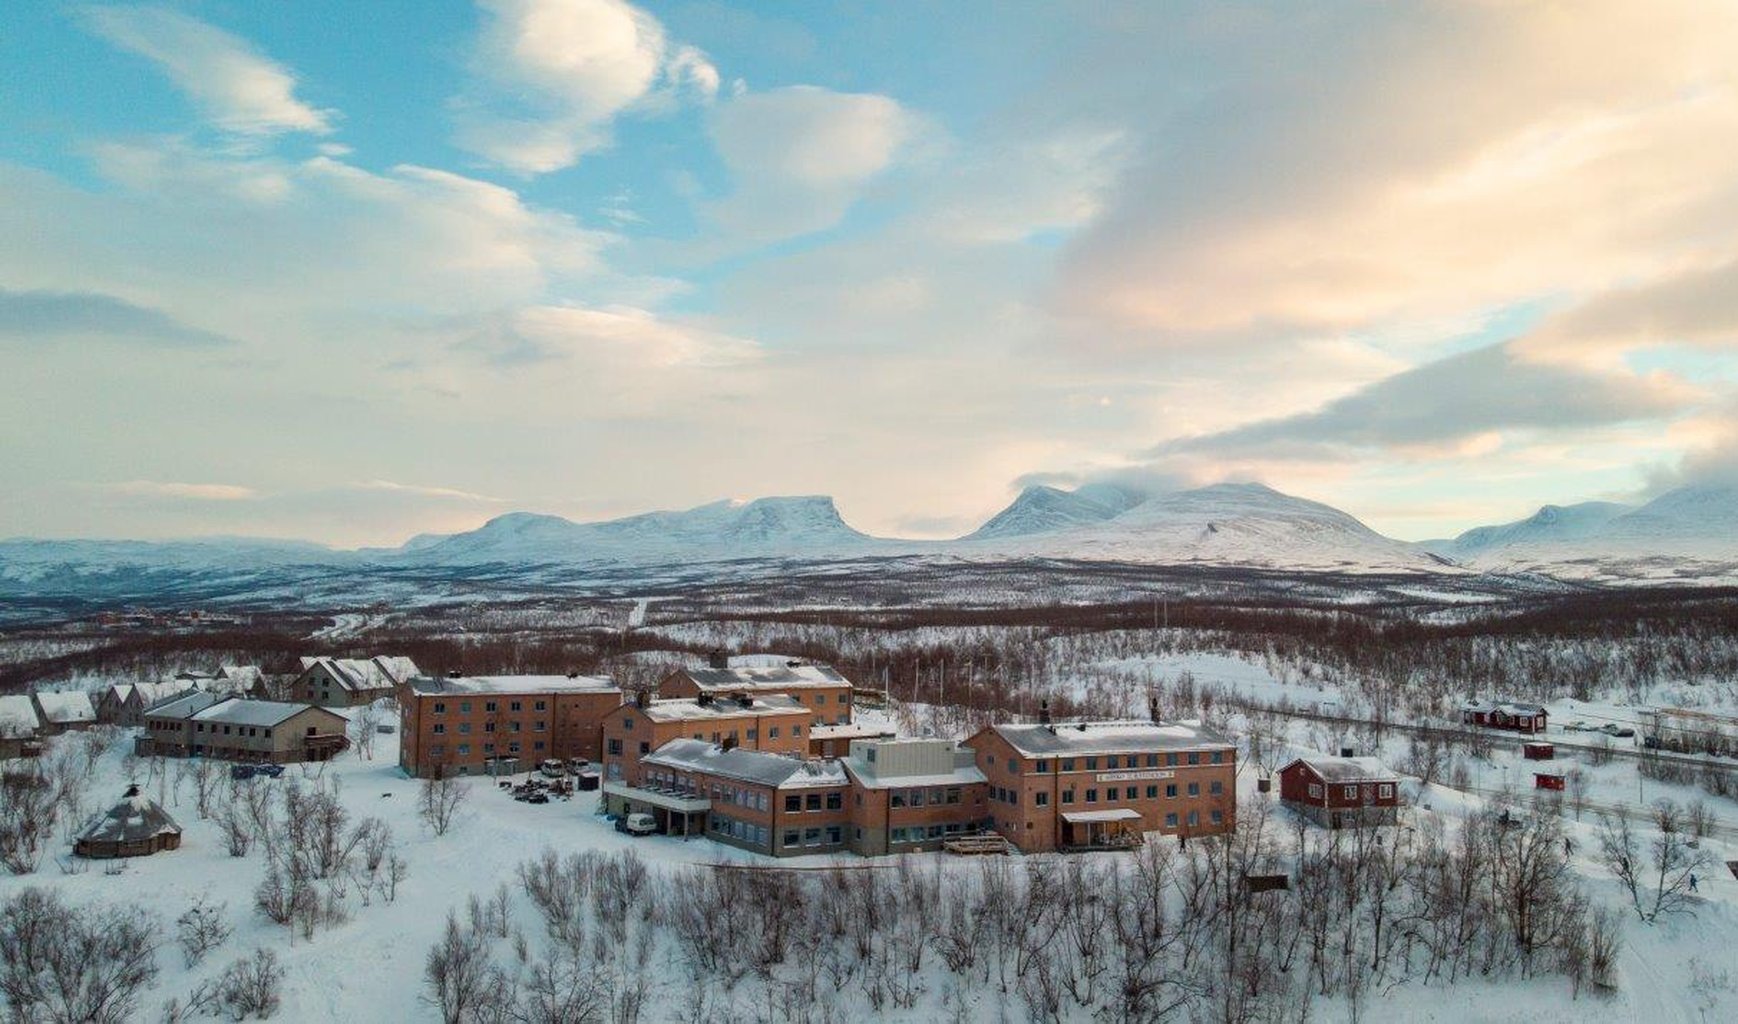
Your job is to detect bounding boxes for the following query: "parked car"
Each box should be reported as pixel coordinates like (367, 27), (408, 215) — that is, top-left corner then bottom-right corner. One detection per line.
(252, 763), (285, 778)
(1562, 720), (1595, 732)
(615, 812), (657, 836)
(1601, 724), (1636, 738)
(566, 758), (590, 773)
(230, 764), (256, 781)
(525, 791), (550, 805)
(538, 759), (566, 779)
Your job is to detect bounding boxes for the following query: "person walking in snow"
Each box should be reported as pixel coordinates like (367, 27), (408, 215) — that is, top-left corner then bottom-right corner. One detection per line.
(1690, 873), (1698, 892)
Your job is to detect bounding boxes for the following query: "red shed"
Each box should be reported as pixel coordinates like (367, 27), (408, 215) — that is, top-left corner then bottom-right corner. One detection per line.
(1279, 756), (1401, 829)
(1534, 772), (1565, 791)
(1523, 742), (1555, 760)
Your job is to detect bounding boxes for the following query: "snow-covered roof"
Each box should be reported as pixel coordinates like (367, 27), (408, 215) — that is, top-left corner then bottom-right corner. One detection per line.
(643, 738), (846, 789)
(107, 683), (136, 704)
(136, 679), (200, 709)
(677, 662), (849, 692)
(632, 694), (809, 722)
(147, 690), (226, 721)
(0, 694), (42, 737)
(192, 699), (334, 728)
(78, 786), (180, 844)
(810, 723), (897, 740)
(1462, 698), (1547, 716)
(33, 690), (96, 724)
(301, 656), (421, 693)
(216, 665), (265, 688)
(1285, 756), (1395, 784)
(988, 719), (1235, 757)
(842, 763), (987, 790)
(407, 674), (619, 696)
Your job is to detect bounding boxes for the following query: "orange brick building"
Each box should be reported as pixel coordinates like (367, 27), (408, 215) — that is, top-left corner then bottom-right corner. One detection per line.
(964, 711), (1238, 853)
(839, 737), (990, 854)
(600, 692), (812, 792)
(398, 674), (623, 778)
(657, 656), (854, 726)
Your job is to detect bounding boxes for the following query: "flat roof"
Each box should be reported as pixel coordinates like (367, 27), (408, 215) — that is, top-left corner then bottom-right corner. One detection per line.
(680, 663), (849, 691)
(193, 699), (335, 728)
(989, 719), (1235, 757)
(407, 674), (619, 696)
(630, 693), (808, 722)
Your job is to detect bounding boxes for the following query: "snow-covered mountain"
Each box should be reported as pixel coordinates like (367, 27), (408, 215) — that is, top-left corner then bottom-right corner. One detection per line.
(1423, 502), (1634, 559)
(970, 482), (1450, 572)
(967, 483), (1143, 540)
(397, 496), (893, 566)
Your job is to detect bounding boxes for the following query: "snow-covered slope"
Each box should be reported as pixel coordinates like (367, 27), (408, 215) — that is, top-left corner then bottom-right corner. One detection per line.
(397, 496), (896, 566)
(968, 484), (1141, 539)
(1424, 501), (1634, 559)
(967, 482), (1454, 572)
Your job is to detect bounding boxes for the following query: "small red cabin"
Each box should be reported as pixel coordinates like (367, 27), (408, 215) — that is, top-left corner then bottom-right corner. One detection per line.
(1523, 742), (1555, 761)
(1279, 756), (1401, 829)
(1534, 772), (1565, 792)
(1461, 699), (1548, 735)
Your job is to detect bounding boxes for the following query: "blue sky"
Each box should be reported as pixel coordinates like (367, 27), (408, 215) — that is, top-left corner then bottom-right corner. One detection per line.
(3, 1), (1738, 546)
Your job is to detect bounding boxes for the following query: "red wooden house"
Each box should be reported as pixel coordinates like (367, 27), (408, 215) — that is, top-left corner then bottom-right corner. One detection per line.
(1460, 699), (1548, 734)
(1279, 756), (1401, 829)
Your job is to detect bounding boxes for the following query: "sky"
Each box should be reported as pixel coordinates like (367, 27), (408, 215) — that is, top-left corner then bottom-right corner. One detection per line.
(4, 0), (1738, 548)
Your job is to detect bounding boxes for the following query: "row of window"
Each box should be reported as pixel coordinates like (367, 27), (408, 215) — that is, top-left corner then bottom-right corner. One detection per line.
(1011, 750), (1225, 775)
(710, 814), (769, 848)
(429, 699), (550, 714)
(891, 822), (978, 844)
(783, 791), (845, 812)
(426, 741), (547, 759)
(432, 720), (545, 735)
(154, 720), (275, 739)
(888, 786), (963, 808)
(993, 780), (1224, 807)
(782, 825), (844, 847)
(619, 717), (805, 740)
(1305, 783), (1395, 801)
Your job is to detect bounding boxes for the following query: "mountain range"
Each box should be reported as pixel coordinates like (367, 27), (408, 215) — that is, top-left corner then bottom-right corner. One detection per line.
(5, 479), (1738, 604)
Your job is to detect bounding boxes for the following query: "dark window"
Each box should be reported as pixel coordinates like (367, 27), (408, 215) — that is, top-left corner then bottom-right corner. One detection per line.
(1035, 792), (1049, 806)
(1106, 756), (1119, 769)
(805, 793), (821, 811)
(607, 739), (622, 755)
(1085, 788), (1098, 803)
(638, 742), (649, 755)
(1146, 785), (1158, 798)
(1124, 786), (1137, 800)
(785, 795), (800, 812)
(1061, 790), (1075, 804)
(1061, 758), (1075, 771)
(1036, 760), (1050, 773)
(1085, 757), (1098, 770)
(825, 792), (842, 810)
(485, 701), (497, 713)
(433, 702), (446, 714)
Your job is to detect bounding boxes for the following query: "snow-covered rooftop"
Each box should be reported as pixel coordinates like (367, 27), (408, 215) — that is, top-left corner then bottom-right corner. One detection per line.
(1285, 756), (1396, 784)
(677, 662), (850, 692)
(990, 719), (1235, 756)
(810, 723), (897, 740)
(193, 699), (332, 728)
(147, 690), (226, 720)
(407, 674), (619, 696)
(0, 694), (42, 737)
(78, 786), (180, 844)
(302, 656), (422, 693)
(633, 694), (808, 722)
(643, 738), (846, 789)
(33, 689), (96, 724)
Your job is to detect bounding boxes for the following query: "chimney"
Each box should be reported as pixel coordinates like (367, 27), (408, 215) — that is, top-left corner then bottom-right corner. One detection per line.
(1149, 695), (1161, 724)
(447, 669), (462, 679)
(721, 735), (738, 751)
(634, 689), (650, 709)
(697, 692), (714, 707)
(707, 650), (730, 670)
(1039, 699), (1052, 726)
(737, 694), (753, 709)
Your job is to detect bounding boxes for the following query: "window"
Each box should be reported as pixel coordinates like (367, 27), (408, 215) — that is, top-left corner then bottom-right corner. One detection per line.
(1036, 760), (1050, 773)
(1210, 781), (1223, 795)
(826, 792), (842, 810)
(607, 739), (622, 755)
(457, 743), (471, 756)
(1307, 783), (1322, 799)
(1035, 792), (1049, 807)
(825, 826), (842, 844)
(1106, 756), (1120, 769)
(1085, 788), (1098, 803)
(533, 741), (547, 752)
(864, 747), (876, 763)
(785, 794), (800, 812)
(1343, 786), (1357, 800)
(1146, 785), (1158, 799)
(533, 721), (546, 732)
(638, 742), (649, 755)
(1211, 810), (1223, 824)
(510, 701), (522, 712)
(1061, 758), (1074, 771)
(433, 723), (446, 735)
(911, 789), (926, 807)
(484, 722), (495, 733)
(945, 787), (960, 804)
(457, 723), (471, 735)
(1165, 784), (1177, 798)
(1085, 757), (1098, 770)
(433, 702), (446, 714)
(485, 701), (497, 713)
(1187, 752), (1199, 765)
(783, 830), (800, 846)
(891, 791), (906, 808)
(621, 716), (633, 730)
(1187, 810), (1199, 826)
(1061, 790), (1075, 804)
(805, 793), (821, 811)
(816, 694), (827, 705)
(803, 828), (821, 846)
(1125, 786), (1137, 800)
(534, 700), (547, 711)
(746, 728), (757, 741)
(1146, 754), (1159, 768)
(459, 702), (471, 714)
(792, 725), (802, 736)
(1211, 751), (1223, 764)
(768, 726), (780, 739)
(1379, 784), (1394, 799)
(1165, 812), (1178, 827)
(1187, 782), (1199, 797)
(1166, 753), (1178, 767)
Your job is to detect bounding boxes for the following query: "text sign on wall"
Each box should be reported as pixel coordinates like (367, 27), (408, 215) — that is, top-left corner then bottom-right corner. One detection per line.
(1096, 770), (1176, 783)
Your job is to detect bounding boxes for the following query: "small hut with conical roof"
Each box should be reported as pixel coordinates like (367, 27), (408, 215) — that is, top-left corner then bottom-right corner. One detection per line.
(74, 785), (183, 859)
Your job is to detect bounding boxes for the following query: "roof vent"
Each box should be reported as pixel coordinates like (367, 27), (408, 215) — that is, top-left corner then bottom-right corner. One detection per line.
(447, 670), (462, 679)
(737, 694), (753, 709)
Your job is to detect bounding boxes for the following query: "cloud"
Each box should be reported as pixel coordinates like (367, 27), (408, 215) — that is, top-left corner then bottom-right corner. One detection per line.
(705, 86), (913, 240)
(82, 5), (332, 135)
(454, 304), (760, 370)
(455, 0), (718, 173)
(0, 287), (235, 347)
(106, 481), (257, 501)
(1519, 258), (1738, 362)
(1049, 1), (1738, 344)
(1154, 341), (1696, 460)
